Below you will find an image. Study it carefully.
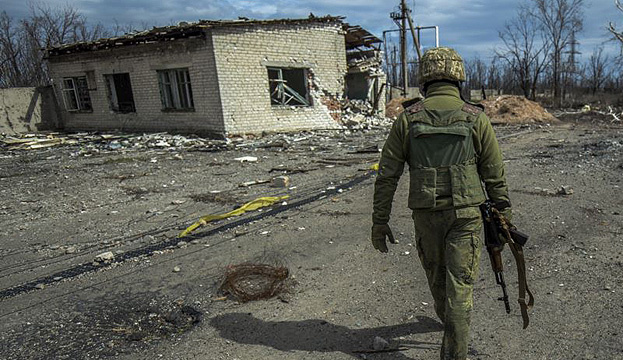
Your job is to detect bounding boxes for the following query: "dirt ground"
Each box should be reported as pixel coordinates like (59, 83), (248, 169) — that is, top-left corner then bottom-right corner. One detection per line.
(1, 115), (622, 360)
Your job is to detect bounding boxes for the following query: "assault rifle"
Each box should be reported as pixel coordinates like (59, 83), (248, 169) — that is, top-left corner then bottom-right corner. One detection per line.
(479, 200), (533, 328)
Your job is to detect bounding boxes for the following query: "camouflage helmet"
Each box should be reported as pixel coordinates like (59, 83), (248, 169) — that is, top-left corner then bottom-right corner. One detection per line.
(418, 47), (466, 85)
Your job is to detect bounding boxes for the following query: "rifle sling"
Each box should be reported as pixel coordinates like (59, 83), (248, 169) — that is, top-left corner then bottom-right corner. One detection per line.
(508, 241), (534, 329)
(493, 208), (535, 329)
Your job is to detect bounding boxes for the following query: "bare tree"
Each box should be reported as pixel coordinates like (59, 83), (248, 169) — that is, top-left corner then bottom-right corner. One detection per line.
(0, 11), (25, 87)
(610, 0), (623, 48)
(486, 58), (503, 92)
(583, 47), (610, 95)
(0, 2), (110, 87)
(464, 57), (488, 91)
(531, 0), (584, 106)
(496, 4), (550, 99)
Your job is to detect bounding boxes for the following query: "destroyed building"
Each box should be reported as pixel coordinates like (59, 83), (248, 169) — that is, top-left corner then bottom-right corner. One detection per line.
(44, 16), (383, 136)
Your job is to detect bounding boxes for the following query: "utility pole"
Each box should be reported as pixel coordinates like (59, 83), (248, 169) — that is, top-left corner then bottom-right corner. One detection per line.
(400, 0), (408, 96)
(562, 30), (580, 101)
(568, 31), (580, 91)
(391, 0), (410, 97)
(390, 0), (426, 97)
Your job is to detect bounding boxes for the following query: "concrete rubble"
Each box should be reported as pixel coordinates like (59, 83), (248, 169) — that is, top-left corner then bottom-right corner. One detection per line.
(0, 102), (392, 153)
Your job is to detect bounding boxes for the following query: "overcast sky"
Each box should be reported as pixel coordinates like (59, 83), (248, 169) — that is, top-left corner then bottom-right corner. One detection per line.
(3, 0), (621, 61)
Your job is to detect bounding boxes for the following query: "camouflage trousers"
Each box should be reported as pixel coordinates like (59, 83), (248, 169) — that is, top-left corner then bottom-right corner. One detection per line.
(413, 207), (482, 360)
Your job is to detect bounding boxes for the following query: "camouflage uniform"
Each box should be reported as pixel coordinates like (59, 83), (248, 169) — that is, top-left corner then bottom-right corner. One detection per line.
(371, 48), (511, 360)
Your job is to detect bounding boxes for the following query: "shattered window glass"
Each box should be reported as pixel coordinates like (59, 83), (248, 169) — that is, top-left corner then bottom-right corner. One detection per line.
(267, 67), (310, 107)
(157, 68), (194, 111)
(61, 76), (92, 112)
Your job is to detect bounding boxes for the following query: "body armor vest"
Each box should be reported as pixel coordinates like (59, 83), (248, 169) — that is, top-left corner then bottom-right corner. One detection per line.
(406, 102), (487, 210)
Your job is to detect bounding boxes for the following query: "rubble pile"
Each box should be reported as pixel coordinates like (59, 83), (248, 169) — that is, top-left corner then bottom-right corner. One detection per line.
(0, 126), (387, 158)
(1, 100), (395, 154)
(340, 99), (393, 129)
(343, 99), (373, 114)
(0, 132), (229, 152)
(481, 95), (558, 124)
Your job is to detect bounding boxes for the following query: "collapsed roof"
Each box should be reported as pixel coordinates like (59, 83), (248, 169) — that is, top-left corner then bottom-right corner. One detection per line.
(45, 15), (381, 57)
(344, 25), (382, 50)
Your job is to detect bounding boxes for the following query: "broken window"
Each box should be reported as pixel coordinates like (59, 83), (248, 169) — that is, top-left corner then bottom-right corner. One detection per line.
(267, 67), (310, 106)
(157, 68), (194, 111)
(105, 73), (136, 113)
(61, 76), (92, 112)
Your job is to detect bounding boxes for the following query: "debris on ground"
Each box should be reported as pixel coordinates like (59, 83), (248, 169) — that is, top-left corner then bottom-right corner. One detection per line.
(233, 156), (258, 163)
(554, 105), (623, 124)
(270, 175), (290, 188)
(95, 251), (115, 263)
(239, 179), (270, 187)
(1, 107), (622, 360)
(0, 132), (230, 152)
(481, 95), (559, 124)
(534, 185), (575, 196)
(178, 195), (290, 237)
(557, 185), (574, 195)
(219, 263), (292, 302)
(349, 144), (379, 154)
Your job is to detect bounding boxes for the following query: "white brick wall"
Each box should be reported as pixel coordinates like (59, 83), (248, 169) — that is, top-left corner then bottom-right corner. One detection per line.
(211, 23), (346, 135)
(47, 21), (347, 135)
(48, 37), (224, 135)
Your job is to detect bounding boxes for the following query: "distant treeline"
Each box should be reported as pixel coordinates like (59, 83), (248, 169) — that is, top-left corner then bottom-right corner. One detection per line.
(0, 2), (150, 88)
(1, 0), (622, 108)
(384, 0), (623, 107)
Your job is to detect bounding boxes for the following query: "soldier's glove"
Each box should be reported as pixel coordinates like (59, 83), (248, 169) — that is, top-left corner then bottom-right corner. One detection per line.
(494, 206), (513, 243)
(371, 224), (396, 253)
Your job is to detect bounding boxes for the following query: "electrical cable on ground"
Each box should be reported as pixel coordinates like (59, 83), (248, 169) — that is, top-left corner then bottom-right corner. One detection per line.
(0, 169), (376, 300)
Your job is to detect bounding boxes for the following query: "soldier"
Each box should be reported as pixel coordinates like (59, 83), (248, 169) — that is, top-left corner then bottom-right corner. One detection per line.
(371, 47), (512, 360)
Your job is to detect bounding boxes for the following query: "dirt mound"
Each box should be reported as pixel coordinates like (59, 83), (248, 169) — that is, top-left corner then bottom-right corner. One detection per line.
(481, 95), (558, 124)
(385, 97), (407, 119)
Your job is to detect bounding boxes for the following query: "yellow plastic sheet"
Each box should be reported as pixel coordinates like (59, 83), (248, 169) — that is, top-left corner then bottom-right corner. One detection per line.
(178, 195), (290, 238)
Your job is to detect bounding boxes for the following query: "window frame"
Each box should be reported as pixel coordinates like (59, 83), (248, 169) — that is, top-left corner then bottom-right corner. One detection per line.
(267, 67), (311, 107)
(157, 68), (195, 112)
(104, 73), (136, 113)
(61, 76), (92, 112)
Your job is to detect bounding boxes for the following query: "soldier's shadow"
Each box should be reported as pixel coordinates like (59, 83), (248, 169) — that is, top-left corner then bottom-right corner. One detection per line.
(210, 312), (442, 359)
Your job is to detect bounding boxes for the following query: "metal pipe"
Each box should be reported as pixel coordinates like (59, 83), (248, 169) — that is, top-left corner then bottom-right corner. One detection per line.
(382, 31), (391, 100)
(435, 25), (439, 47)
(412, 25), (440, 48)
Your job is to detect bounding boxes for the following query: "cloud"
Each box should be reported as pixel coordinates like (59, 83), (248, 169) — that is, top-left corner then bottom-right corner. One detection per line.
(2, 0), (619, 60)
